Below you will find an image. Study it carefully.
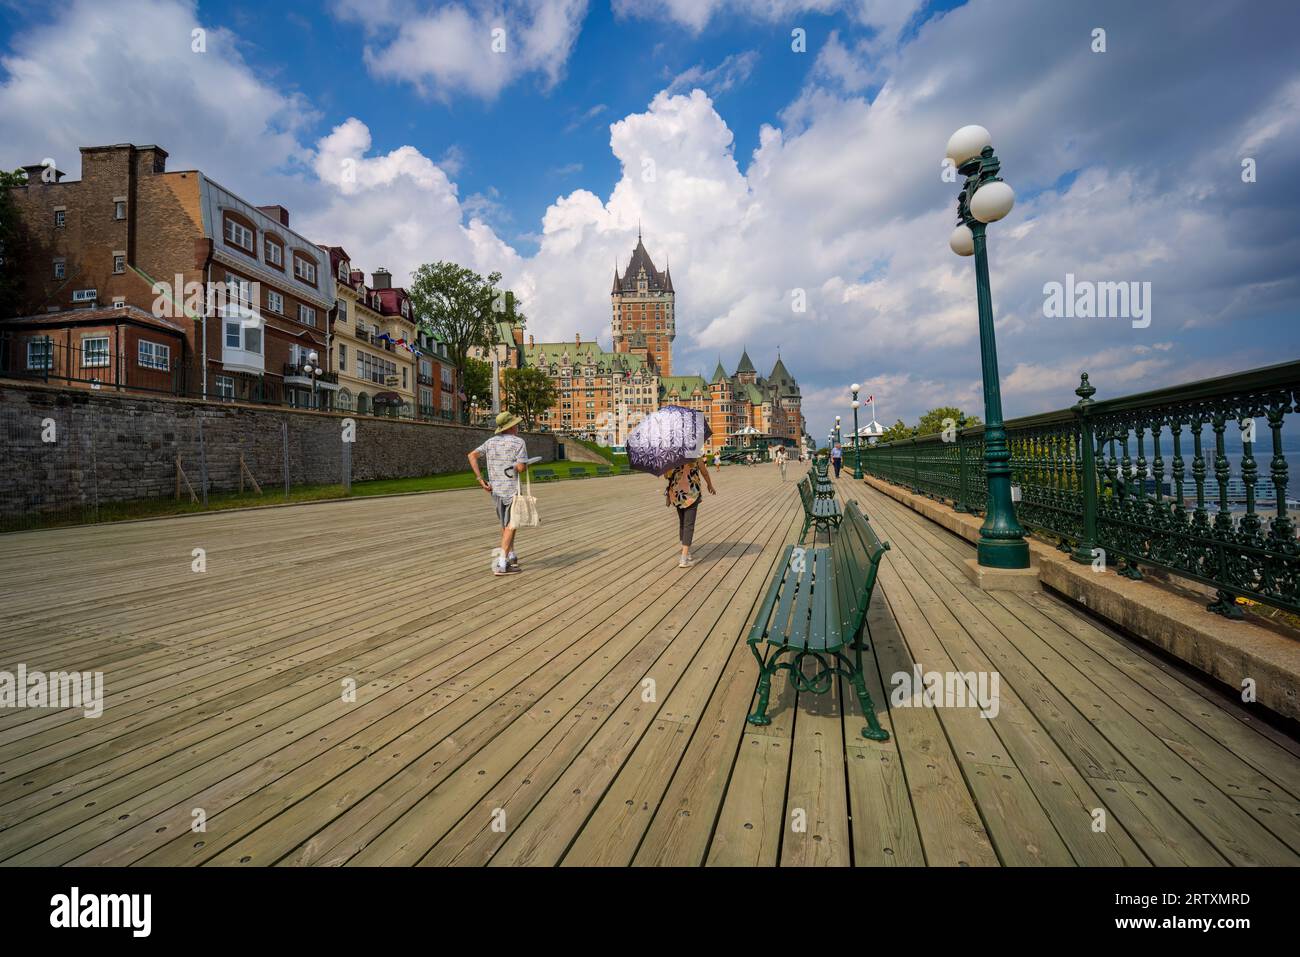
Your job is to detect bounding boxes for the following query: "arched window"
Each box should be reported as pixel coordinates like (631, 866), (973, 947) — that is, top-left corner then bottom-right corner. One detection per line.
(337, 388), (352, 411)
(357, 392), (371, 415)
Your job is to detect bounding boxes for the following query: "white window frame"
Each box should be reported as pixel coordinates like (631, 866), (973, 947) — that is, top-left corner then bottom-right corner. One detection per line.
(113, 254), (125, 274)
(216, 375), (235, 400)
(114, 198), (127, 220)
(27, 338), (52, 370)
(224, 217), (254, 252)
(266, 290), (283, 315)
(225, 276), (253, 307)
(54, 209), (66, 228)
(223, 320), (262, 355)
(138, 339), (170, 370)
(294, 256), (317, 284)
(53, 259), (65, 280)
(298, 304), (316, 327)
(265, 238), (283, 267)
(81, 335), (110, 368)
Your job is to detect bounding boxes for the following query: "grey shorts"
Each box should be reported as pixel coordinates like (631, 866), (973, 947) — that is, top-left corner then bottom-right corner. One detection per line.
(493, 494), (513, 527)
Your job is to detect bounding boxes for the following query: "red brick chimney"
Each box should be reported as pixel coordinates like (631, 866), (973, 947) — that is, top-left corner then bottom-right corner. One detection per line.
(257, 205), (290, 227)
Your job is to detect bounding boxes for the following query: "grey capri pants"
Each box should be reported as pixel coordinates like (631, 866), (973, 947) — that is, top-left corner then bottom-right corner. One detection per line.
(677, 502), (699, 547)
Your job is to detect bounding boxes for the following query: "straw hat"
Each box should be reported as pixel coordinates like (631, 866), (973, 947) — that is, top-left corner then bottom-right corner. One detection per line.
(494, 410), (523, 433)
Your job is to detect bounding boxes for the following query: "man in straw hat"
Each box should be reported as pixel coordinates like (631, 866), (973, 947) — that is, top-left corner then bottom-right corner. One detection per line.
(468, 410), (530, 576)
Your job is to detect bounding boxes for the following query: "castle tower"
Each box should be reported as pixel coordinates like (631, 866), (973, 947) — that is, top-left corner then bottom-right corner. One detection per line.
(709, 359), (732, 450)
(611, 228), (675, 375)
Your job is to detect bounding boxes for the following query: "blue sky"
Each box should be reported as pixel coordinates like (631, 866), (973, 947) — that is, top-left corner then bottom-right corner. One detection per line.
(1, 0), (1297, 440)
(114, 0), (959, 253)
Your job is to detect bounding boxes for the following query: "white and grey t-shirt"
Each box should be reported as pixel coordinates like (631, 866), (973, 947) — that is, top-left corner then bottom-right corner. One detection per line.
(475, 434), (528, 501)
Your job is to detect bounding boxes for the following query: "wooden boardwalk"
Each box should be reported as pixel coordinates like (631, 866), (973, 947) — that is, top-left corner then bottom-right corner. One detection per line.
(1, 464), (1298, 866)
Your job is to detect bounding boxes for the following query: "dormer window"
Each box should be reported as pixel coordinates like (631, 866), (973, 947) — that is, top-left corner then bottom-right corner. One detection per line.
(224, 216), (254, 253)
(293, 254), (317, 285)
(401, 301), (410, 318)
(373, 293), (381, 310)
(264, 237), (283, 268)
(338, 260), (349, 281)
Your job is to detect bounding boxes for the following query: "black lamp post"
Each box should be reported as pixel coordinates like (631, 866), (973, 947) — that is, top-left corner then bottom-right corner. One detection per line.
(851, 383), (863, 479)
(946, 125), (1029, 569)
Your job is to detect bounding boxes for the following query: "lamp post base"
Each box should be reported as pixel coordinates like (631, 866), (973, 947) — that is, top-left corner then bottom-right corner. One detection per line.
(977, 537), (1031, 569)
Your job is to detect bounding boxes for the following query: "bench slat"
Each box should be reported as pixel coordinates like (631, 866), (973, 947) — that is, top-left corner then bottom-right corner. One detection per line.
(771, 547), (805, 644)
(788, 550), (817, 650)
(749, 545), (794, 644)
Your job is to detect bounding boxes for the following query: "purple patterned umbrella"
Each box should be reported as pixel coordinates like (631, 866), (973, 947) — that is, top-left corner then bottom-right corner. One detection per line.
(625, 405), (713, 476)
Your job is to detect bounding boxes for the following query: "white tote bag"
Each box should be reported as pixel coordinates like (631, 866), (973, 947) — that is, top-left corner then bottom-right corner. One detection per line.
(507, 469), (540, 528)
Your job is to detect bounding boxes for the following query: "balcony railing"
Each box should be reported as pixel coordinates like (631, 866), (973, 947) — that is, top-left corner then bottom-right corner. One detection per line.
(418, 373), (434, 386)
(282, 362), (339, 385)
(859, 361), (1300, 617)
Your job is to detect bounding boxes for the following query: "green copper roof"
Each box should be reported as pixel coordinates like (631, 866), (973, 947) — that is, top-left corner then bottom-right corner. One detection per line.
(659, 375), (708, 398)
(711, 360), (728, 382)
(525, 341), (650, 374)
(735, 349), (756, 374)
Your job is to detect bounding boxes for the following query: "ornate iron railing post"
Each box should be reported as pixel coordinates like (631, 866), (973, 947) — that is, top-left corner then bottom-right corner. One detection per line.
(955, 430), (971, 512)
(1071, 373), (1099, 564)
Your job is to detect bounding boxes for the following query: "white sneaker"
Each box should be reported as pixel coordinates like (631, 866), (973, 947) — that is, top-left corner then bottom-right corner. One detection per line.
(678, 555), (694, 568)
(493, 558), (510, 576)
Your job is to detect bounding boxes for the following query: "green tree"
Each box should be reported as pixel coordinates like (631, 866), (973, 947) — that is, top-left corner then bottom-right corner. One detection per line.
(503, 366), (557, 429)
(408, 261), (502, 414)
(0, 168), (29, 318)
(879, 419), (913, 443)
(915, 406), (981, 437)
(462, 356), (492, 407)
(491, 288), (527, 333)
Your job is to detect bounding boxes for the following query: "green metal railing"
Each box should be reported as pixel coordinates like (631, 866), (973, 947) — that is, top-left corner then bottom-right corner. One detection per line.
(860, 362), (1300, 617)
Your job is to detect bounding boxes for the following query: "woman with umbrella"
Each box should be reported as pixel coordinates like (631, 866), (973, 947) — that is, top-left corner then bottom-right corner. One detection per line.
(664, 453), (715, 567)
(625, 406), (716, 568)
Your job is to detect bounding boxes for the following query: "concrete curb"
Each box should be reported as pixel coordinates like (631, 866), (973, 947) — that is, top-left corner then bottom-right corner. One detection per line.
(861, 475), (1300, 722)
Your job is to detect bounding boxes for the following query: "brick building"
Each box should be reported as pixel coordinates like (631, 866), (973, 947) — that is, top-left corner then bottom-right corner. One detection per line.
(319, 247), (455, 418)
(611, 228), (675, 375)
(0, 305), (187, 394)
(2, 143), (336, 409)
(528, 233), (804, 453)
(524, 332), (658, 434)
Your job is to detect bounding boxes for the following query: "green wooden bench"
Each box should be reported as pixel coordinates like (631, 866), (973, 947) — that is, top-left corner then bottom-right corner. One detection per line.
(808, 466), (835, 496)
(797, 475), (841, 542)
(595, 464), (616, 477)
(568, 466), (592, 479)
(530, 467), (558, 482)
(747, 500), (891, 741)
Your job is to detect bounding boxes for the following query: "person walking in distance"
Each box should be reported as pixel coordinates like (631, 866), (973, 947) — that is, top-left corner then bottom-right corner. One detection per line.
(468, 411), (529, 576)
(775, 444), (788, 480)
(831, 442), (844, 478)
(664, 456), (715, 568)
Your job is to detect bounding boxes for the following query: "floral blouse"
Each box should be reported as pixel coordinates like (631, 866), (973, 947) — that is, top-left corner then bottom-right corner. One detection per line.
(666, 463), (703, 508)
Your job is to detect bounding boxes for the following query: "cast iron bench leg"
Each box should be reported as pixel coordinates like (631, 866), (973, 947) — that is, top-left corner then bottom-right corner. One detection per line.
(844, 640), (889, 741)
(747, 644), (777, 726)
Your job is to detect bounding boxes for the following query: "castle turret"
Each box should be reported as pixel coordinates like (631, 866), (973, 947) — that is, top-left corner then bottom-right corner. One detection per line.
(610, 230), (675, 375)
